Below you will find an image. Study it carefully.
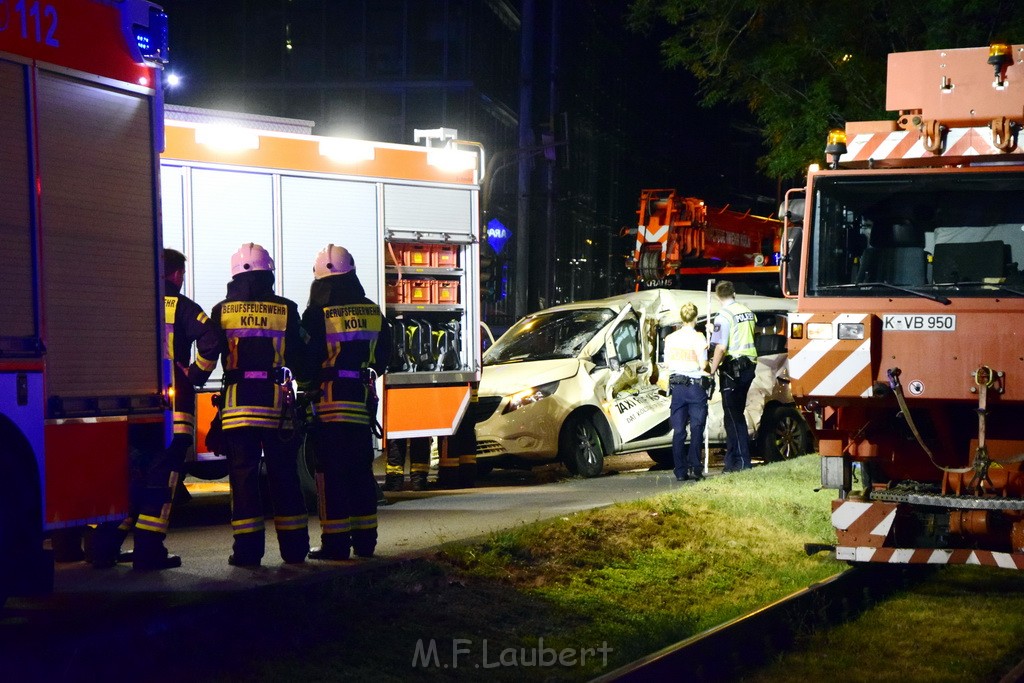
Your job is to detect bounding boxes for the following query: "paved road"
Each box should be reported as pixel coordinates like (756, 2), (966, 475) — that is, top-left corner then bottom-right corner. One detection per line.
(21, 452), (720, 598)
(2, 452), (725, 680)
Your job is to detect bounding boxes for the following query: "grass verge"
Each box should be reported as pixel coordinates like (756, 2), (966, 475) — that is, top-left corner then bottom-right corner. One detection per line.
(200, 456), (842, 681)
(746, 565), (1024, 683)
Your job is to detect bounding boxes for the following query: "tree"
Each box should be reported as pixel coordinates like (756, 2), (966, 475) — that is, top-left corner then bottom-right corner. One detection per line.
(628, 0), (1024, 179)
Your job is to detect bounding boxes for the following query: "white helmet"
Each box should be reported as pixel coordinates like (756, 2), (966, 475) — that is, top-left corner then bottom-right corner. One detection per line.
(313, 244), (355, 279)
(231, 243), (274, 277)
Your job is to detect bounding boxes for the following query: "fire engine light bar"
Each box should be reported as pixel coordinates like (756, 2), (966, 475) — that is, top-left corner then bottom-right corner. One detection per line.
(194, 126), (261, 151)
(807, 322), (834, 340)
(427, 148), (478, 173)
(837, 323), (865, 340)
(319, 139), (376, 163)
(132, 9), (170, 65)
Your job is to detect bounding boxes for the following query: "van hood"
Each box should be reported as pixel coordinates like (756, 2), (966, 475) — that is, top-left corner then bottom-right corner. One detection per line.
(480, 358), (581, 396)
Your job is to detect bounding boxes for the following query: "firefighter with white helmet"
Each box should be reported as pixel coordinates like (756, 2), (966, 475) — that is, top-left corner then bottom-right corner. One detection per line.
(209, 242), (312, 566)
(302, 243), (391, 560)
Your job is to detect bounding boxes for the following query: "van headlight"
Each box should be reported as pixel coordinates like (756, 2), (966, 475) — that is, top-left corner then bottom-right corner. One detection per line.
(502, 381), (560, 414)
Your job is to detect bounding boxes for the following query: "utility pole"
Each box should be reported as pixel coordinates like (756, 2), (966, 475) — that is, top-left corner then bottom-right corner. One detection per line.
(515, 0), (534, 320)
(543, 0), (559, 309)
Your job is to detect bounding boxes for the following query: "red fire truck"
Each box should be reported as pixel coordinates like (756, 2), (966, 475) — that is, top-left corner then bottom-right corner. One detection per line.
(0, 0), (169, 605)
(783, 44), (1024, 568)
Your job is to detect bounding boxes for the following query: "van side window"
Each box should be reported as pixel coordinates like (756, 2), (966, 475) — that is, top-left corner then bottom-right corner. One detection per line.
(612, 319), (640, 363)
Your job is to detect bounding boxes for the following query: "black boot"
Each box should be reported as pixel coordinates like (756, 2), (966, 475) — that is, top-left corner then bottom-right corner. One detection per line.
(381, 474), (404, 491)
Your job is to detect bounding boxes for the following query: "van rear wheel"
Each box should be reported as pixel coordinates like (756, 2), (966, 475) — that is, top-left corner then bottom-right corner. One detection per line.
(560, 415), (604, 478)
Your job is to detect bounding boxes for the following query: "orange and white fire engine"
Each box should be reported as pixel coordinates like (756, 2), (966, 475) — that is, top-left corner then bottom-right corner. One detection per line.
(782, 44), (1024, 568)
(158, 107), (485, 480)
(631, 188), (782, 294)
(0, 0), (169, 605)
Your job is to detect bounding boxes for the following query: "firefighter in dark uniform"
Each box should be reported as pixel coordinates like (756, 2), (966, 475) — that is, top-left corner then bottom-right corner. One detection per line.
(88, 249), (219, 570)
(211, 243), (310, 567)
(384, 437), (431, 491)
(436, 382), (480, 489)
(302, 244), (391, 560)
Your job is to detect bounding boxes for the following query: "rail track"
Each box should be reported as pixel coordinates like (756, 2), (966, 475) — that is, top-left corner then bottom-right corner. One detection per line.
(593, 561), (930, 682)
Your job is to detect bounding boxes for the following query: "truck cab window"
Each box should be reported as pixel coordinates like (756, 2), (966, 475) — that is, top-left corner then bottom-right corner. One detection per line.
(808, 173), (1024, 297)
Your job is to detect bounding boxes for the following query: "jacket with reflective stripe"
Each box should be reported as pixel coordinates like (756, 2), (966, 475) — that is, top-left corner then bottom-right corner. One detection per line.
(717, 301), (757, 360)
(303, 297), (390, 424)
(211, 286), (308, 430)
(164, 285), (220, 434)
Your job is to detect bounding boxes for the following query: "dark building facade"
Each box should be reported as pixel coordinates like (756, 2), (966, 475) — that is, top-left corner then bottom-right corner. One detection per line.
(160, 0), (708, 322)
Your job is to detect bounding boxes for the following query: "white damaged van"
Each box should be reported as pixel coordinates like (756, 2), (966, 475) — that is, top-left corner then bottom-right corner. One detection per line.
(474, 289), (811, 477)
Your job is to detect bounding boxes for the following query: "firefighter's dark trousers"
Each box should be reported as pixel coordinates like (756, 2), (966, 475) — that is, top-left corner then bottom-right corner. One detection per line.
(90, 433), (190, 566)
(222, 426), (309, 564)
(313, 421), (378, 557)
(385, 437), (430, 486)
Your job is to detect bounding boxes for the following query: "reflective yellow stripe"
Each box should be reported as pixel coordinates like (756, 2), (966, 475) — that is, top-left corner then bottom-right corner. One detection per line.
(274, 514), (307, 531)
(410, 463), (429, 474)
(117, 517), (135, 532)
(385, 464), (405, 475)
(321, 518), (352, 534)
(136, 514), (168, 534)
(350, 514), (377, 530)
(194, 352), (217, 371)
(232, 516), (265, 535)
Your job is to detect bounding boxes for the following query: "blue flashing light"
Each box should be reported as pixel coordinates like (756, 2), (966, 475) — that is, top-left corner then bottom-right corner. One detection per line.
(133, 9), (169, 64)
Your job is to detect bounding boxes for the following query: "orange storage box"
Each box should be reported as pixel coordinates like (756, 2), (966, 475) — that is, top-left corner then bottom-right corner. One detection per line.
(404, 279), (435, 304)
(403, 244), (434, 267)
(435, 245), (458, 268)
(435, 280), (459, 305)
(385, 280), (404, 304)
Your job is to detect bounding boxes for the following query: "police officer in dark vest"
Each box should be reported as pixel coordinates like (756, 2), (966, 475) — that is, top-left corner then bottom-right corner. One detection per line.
(88, 248), (219, 570)
(302, 244), (391, 560)
(210, 243), (311, 567)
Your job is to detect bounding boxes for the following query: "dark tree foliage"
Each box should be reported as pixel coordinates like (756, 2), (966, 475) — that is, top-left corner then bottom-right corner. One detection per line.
(628, 0), (1024, 179)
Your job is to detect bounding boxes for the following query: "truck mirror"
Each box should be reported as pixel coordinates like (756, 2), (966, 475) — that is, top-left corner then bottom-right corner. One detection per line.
(781, 226), (803, 296)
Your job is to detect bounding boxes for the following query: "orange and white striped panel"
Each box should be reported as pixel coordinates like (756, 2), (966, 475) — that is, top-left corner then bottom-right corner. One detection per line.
(837, 546), (1024, 570)
(788, 313), (873, 398)
(832, 499), (897, 548)
(841, 127), (1010, 163)
(634, 220), (669, 261)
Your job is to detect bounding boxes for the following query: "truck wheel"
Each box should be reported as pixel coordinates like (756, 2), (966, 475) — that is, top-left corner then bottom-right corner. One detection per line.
(759, 405), (812, 462)
(560, 415), (605, 478)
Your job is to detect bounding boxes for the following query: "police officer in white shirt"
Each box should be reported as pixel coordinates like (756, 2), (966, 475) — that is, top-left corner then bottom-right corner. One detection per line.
(662, 302), (710, 481)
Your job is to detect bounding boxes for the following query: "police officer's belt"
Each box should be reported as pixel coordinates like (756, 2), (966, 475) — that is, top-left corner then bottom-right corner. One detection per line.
(319, 367), (374, 383)
(725, 356), (755, 373)
(669, 375), (700, 386)
(223, 368), (289, 384)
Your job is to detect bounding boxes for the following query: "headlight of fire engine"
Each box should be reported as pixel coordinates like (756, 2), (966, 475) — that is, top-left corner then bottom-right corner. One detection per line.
(502, 381), (560, 415)
(837, 322), (865, 340)
(806, 322), (834, 340)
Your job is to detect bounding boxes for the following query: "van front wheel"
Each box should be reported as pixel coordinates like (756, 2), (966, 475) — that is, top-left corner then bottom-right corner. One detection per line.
(560, 415), (604, 478)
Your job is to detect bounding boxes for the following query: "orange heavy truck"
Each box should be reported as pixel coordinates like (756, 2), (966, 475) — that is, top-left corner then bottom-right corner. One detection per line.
(1, 0), (169, 605)
(631, 188), (782, 294)
(782, 44), (1024, 568)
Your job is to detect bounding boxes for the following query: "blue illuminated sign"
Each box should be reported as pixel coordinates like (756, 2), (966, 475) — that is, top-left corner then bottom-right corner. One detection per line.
(486, 218), (510, 254)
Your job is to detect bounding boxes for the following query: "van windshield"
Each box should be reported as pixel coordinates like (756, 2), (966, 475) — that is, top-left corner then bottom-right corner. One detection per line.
(484, 308), (616, 365)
